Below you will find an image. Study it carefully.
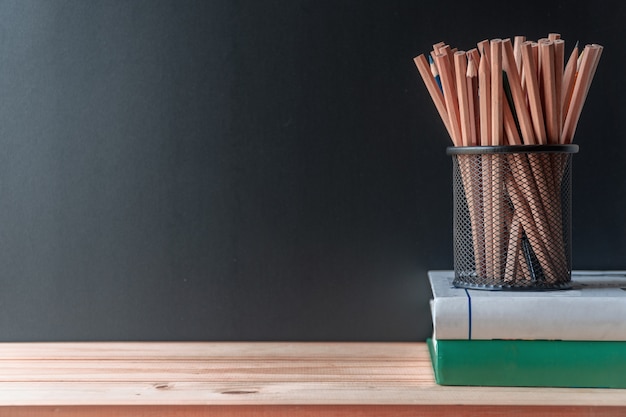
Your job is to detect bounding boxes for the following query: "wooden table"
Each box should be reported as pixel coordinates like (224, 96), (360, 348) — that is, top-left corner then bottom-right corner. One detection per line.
(1, 342), (625, 416)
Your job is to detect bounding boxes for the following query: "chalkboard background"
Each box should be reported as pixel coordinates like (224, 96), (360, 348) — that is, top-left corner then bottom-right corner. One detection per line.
(0, 0), (624, 341)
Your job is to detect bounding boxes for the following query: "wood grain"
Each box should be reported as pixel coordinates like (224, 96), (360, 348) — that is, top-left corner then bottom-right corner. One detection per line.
(0, 342), (625, 416)
(2, 405), (626, 417)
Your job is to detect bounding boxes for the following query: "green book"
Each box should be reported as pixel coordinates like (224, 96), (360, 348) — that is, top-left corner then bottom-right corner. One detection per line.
(428, 338), (626, 388)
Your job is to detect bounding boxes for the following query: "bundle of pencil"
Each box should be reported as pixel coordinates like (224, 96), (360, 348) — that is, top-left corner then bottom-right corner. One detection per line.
(414, 34), (603, 286)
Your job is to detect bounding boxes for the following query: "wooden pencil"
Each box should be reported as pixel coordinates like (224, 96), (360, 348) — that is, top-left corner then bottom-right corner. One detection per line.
(502, 38), (535, 144)
(429, 55), (443, 92)
(490, 40), (506, 279)
(430, 42), (446, 65)
(477, 39), (490, 63)
(439, 45), (456, 80)
(561, 42), (579, 135)
(537, 38), (549, 78)
(533, 40), (563, 281)
(508, 154), (559, 282)
(554, 39), (565, 139)
(467, 48), (481, 71)
(519, 40), (558, 281)
(478, 52), (491, 146)
(466, 55), (479, 146)
(561, 44), (603, 143)
(528, 151), (563, 283)
(455, 51), (472, 147)
(467, 47), (481, 134)
(433, 41), (445, 52)
(514, 36), (527, 95)
(551, 38), (566, 200)
(503, 96), (522, 145)
(477, 50), (493, 279)
(435, 52), (463, 146)
(504, 210), (523, 282)
(548, 33), (561, 41)
(540, 40), (559, 144)
(528, 33), (565, 276)
(490, 39), (503, 146)
(513, 36), (526, 74)
(521, 41), (545, 144)
(532, 42), (540, 80)
(413, 55), (456, 144)
(482, 152), (494, 280)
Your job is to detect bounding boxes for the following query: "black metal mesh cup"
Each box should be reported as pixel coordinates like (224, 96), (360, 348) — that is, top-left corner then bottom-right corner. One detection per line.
(447, 145), (579, 290)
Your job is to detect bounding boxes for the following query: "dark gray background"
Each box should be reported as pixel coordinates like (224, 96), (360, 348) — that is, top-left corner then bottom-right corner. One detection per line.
(0, 0), (623, 341)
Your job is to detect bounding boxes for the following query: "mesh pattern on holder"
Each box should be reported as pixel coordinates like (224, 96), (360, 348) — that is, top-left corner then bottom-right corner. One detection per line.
(449, 145), (578, 290)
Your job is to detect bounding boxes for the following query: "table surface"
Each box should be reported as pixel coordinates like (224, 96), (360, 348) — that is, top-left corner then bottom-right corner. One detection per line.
(1, 342), (625, 416)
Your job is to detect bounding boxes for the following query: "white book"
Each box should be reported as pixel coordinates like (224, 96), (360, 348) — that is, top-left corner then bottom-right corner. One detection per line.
(429, 270), (626, 341)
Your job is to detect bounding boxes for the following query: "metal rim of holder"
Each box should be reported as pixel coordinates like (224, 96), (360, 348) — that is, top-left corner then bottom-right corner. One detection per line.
(446, 144), (579, 155)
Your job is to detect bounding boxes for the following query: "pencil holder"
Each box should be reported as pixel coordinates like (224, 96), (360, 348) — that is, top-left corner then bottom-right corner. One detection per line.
(448, 145), (579, 290)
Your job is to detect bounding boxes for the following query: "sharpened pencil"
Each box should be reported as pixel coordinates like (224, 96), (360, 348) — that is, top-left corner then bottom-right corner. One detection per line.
(466, 55), (479, 146)
(561, 44), (603, 143)
(429, 55), (443, 92)
(413, 54), (456, 144)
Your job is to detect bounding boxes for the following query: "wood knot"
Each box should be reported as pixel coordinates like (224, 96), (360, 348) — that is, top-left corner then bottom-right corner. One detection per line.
(221, 389), (259, 395)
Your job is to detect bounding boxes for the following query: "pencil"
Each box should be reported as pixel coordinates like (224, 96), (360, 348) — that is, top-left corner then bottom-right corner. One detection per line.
(513, 36), (526, 74)
(433, 41), (445, 52)
(530, 40), (562, 281)
(528, 151), (563, 283)
(429, 55), (443, 92)
(504, 209), (523, 282)
(455, 51), (472, 147)
(490, 39), (506, 278)
(561, 44), (603, 143)
(532, 42), (540, 79)
(491, 40), (506, 279)
(561, 41), (579, 133)
(466, 55), (479, 146)
(478, 52), (491, 146)
(554, 39), (565, 139)
(477, 39), (491, 63)
(513, 35), (527, 95)
(490, 39), (503, 146)
(477, 48), (493, 279)
(502, 38), (535, 144)
(508, 154), (559, 281)
(539, 40), (559, 144)
(430, 42), (446, 68)
(521, 41), (545, 144)
(413, 54), (455, 143)
(503, 94), (522, 145)
(536, 38), (548, 81)
(439, 45), (456, 80)
(435, 52), (463, 146)
(467, 48), (481, 71)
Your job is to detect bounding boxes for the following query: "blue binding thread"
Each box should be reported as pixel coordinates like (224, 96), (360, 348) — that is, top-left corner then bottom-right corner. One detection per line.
(464, 289), (472, 340)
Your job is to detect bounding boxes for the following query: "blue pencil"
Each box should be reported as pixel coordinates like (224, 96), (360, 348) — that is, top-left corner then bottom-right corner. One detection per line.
(429, 55), (443, 92)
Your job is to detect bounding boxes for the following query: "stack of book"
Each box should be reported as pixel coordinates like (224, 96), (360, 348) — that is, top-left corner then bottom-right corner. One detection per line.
(427, 270), (626, 388)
